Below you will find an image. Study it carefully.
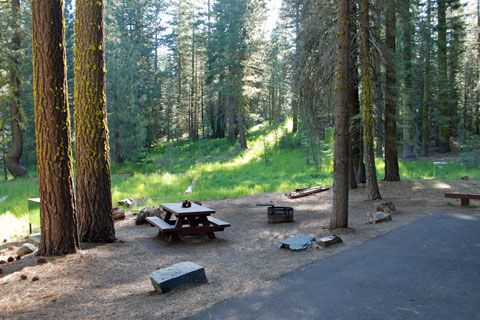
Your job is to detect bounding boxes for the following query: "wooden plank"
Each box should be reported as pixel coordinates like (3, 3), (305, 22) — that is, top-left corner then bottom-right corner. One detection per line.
(286, 186), (330, 199)
(207, 216), (231, 227)
(159, 202), (215, 216)
(445, 193), (480, 200)
(146, 216), (175, 231)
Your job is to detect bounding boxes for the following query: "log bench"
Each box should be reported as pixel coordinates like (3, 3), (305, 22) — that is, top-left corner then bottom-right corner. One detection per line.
(444, 193), (480, 207)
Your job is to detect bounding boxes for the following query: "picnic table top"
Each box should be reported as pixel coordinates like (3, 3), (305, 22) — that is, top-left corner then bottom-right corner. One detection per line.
(159, 202), (215, 216)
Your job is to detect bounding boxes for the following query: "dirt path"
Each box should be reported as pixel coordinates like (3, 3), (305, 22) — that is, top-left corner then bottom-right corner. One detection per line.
(1, 179), (479, 319)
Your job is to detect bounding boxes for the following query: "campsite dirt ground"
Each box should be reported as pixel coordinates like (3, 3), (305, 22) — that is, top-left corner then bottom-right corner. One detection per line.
(1, 179), (479, 319)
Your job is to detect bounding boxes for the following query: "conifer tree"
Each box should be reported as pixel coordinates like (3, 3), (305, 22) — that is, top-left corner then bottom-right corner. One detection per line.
(74, 0), (116, 242)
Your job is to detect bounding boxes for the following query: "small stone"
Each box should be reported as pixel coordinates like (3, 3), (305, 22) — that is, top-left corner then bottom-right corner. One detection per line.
(278, 235), (316, 251)
(376, 202), (397, 214)
(369, 212), (392, 224)
(7, 256), (14, 263)
(0, 260), (6, 264)
(16, 243), (37, 257)
(317, 235), (343, 247)
(3, 239), (7, 243)
(32, 276), (39, 282)
(112, 207), (126, 220)
(16, 256), (21, 260)
(7, 246), (14, 250)
(150, 261), (208, 294)
(37, 258), (47, 265)
(20, 274), (27, 280)
(136, 207), (164, 225)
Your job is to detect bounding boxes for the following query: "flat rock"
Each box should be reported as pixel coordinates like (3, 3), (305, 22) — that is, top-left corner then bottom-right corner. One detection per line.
(317, 235), (343, 247)
(278, 235), (315, 251)
(16, 243), (36, 257)
(150, 262), (207, 294)
(369, 212), (392, 224)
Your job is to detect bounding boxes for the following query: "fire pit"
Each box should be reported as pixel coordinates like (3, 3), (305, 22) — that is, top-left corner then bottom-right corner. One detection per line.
(257, 203), (294, 223)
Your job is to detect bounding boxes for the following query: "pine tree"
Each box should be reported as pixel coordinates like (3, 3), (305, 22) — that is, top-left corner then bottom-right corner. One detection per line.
(331, 0), (350, 230)
(32, 0), (79, 256)
(74, 0), (116, 242)
(361, 0), (381, 200)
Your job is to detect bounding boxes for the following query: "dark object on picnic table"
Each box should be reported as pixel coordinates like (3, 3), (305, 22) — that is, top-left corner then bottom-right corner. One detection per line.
(256, 203), (294, 223)
(286, 186), (330, 199)
(182, 200), (192, 208)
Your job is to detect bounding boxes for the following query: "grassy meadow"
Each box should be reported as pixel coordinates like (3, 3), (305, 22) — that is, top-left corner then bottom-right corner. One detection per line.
(1, 120), (479, 239)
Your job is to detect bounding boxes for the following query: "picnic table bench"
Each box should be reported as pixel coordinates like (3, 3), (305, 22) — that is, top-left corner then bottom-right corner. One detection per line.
(444, 193), (480, 207)
(146, 202), (230, 242)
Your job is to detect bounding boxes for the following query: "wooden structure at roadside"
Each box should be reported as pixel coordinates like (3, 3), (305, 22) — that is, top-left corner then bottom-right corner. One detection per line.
(444, 193), (480, 207)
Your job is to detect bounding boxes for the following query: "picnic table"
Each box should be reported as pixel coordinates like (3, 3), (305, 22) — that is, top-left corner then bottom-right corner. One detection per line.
(146, 202), (230, 242)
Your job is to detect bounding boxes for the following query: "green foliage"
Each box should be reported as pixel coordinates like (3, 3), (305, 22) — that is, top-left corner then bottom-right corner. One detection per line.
(460, 136), (480, 168)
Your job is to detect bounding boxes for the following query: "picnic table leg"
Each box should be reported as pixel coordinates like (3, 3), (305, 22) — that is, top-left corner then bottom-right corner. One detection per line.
(199, 216), (216, 239)
(461, 198), (470, 207)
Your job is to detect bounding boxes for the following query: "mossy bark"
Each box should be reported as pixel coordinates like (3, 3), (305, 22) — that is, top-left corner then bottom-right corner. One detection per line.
(6, 0), (28, 178)
(384, 1), (400, 181)
(361, 0), (381, 200)
(74, 0), (116, 243)
(32, 0), (79, 256)
(330, 0), (350, 230)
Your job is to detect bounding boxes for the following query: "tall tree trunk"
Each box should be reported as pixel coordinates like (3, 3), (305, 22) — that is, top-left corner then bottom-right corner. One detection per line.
(74, 0), (116, 243)
(361, 0), (381, 200)
(401, 0), (415, 159)
(330, 0), (350, 230)
(477, 0), (480, 135)
(292, 1), (300, 133)
(437, 0), (451, 152)
(6, 0), (27, 178)
(384, 1), (400, 181)
(32, 0), (79, 256)
(348, 2), (360, 189)
(238, 110), (247, 149)
(422, 0), (432, 157)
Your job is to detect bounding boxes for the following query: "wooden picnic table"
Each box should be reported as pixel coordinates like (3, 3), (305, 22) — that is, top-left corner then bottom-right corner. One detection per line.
(146, 202), (230, 242)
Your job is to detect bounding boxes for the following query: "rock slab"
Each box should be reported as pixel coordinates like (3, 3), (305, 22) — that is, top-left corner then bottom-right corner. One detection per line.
(278, 235), (316, 251)
(317, 235), (343, 247)
(369, 212), (392, 224)
(150, 262), (207, 294)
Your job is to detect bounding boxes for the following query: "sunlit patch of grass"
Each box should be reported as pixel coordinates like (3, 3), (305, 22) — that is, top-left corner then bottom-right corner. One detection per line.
(0, 212), (29, 240)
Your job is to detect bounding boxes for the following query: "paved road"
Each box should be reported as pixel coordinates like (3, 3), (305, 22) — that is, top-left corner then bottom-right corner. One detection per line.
(185, 212), (480, 320)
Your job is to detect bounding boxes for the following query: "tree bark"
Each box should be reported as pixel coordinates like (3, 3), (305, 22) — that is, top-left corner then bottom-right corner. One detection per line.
(6, 0), (27, 178)
(330, 0), (350, 230)
(348, 2), (360, 190)
(32, 0), (79, 256)
(361, 0), (381, 200)
(74, 0), (116, 243)
(422, 0), (432, 157)
(384, 1), (400, 181)
(437, 0), (451, 152)
(401, 0), (415, 159)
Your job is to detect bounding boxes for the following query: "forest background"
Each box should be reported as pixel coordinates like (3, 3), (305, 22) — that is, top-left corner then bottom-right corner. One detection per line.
(1, 0), (480, 236)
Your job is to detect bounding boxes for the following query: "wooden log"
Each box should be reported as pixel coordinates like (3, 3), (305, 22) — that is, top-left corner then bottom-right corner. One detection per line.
(286, 186), (330, 199)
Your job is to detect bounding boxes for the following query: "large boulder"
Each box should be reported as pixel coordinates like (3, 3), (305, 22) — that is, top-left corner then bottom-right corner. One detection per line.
(150, 261), (208, 294)
(16, 243), (36, 257)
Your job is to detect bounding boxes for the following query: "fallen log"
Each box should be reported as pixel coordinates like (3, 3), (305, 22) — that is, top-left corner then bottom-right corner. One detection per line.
(286, 186), (330, 199)
(118, 197), (149, 207)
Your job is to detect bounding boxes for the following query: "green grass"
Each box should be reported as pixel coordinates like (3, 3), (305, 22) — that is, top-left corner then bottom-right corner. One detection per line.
(1, 119), (480, 239)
